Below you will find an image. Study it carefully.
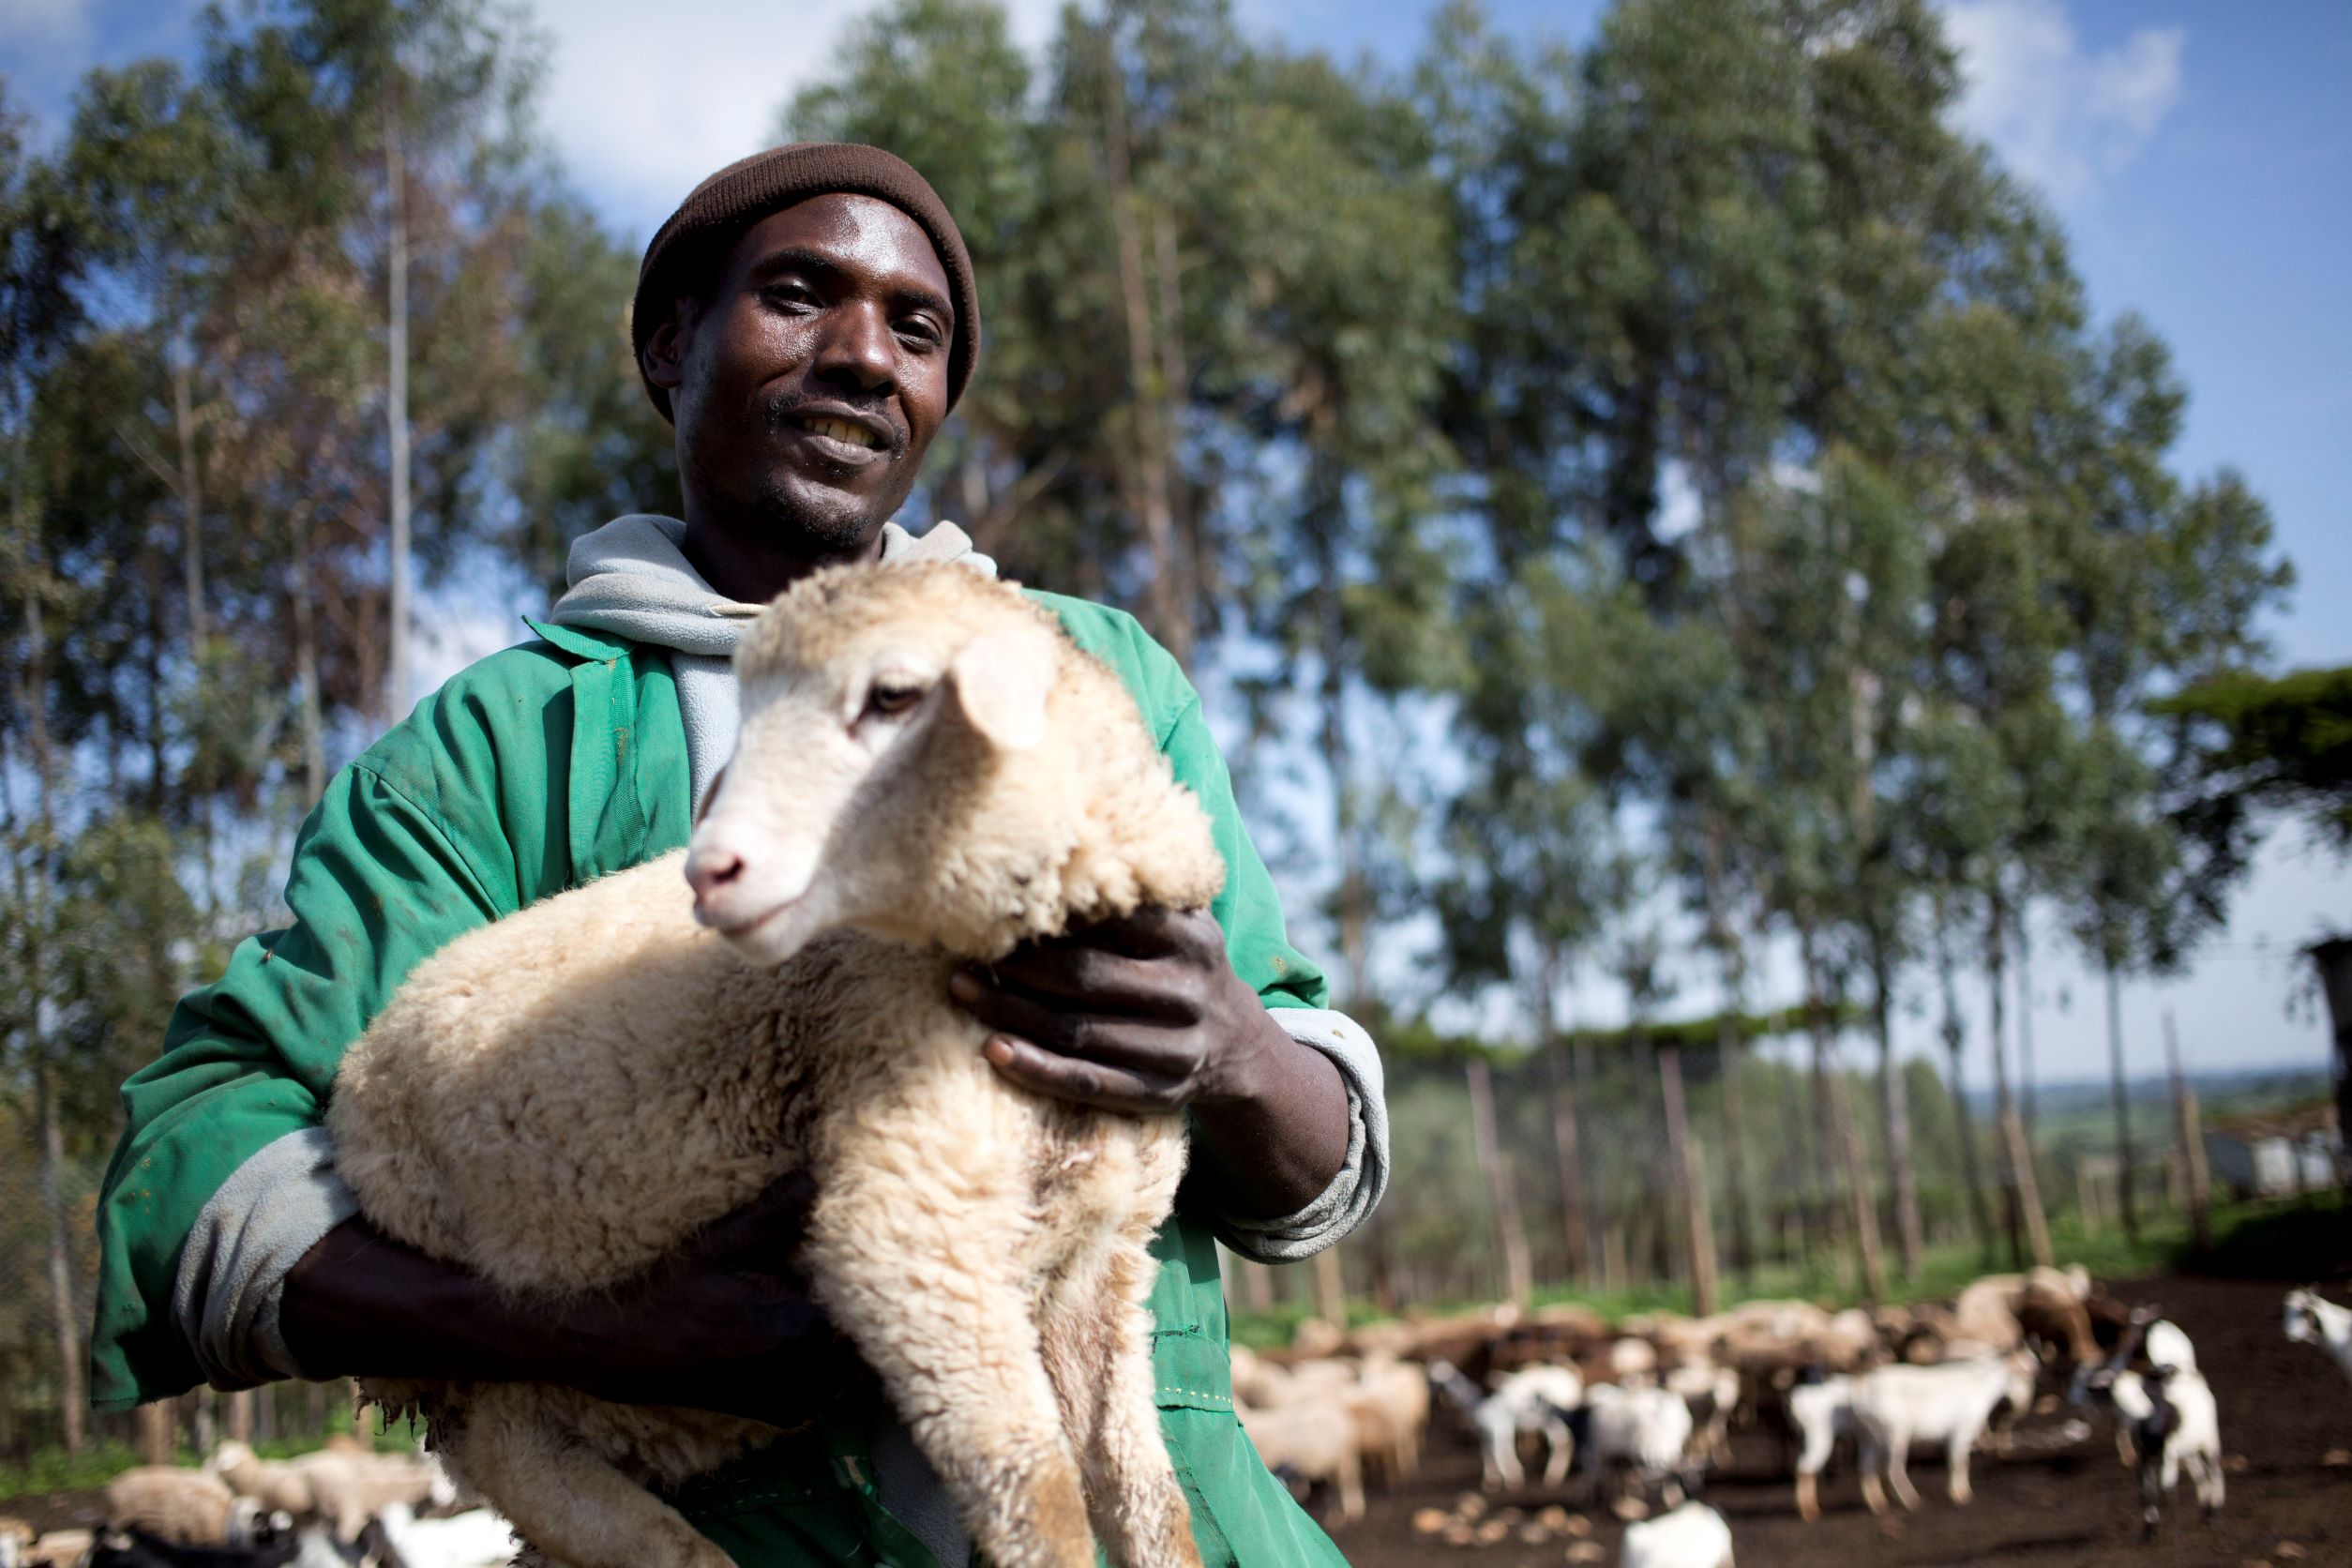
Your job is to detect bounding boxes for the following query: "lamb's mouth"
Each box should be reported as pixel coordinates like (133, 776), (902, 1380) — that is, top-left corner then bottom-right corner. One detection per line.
(716, 897), (799, 942)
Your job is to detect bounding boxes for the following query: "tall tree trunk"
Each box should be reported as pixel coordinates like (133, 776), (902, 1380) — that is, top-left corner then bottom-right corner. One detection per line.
(1986, 885), (2054, 1267)
(2016, 913), (2040, 1135)
(1537, 947), (1590, 1282)
(292, 524), (326, 805)
(1466, 1057), (1533, 1306)
(1310, 1248), (1347, 1333)
(2104, 965), (2139, 1241)
(1096, 32), (1186, 662)
(1656, 1043), (1719, 1315)
(1715, 1007), (1755, 1280)
(34, 1062), (87, 1454)
(384, 98), (414, 723)
(1574, 1033), (1605, 1281)
(2165, 1009), (2211, 1249)
(136, 1401), (176, 1467)
(15, 545), (87, 1455)
(1701, 835), (1756, 1280)
(1937, 917), (1997, 1259)
(171, 333), (207, 650)
(1869, 926), (1925, 1279)
(1802, 927), (1886, 1302)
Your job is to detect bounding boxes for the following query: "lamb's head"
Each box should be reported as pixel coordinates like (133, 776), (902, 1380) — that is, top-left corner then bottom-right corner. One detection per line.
(686, 561), (1224, 965)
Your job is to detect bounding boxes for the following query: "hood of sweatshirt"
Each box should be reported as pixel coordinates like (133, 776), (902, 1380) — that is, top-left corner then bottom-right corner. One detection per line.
(546, 513), (997, 810)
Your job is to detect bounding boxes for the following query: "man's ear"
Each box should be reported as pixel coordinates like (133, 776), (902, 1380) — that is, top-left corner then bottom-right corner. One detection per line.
(945, 632), (1053, 751)
(641, 298), (695, 392)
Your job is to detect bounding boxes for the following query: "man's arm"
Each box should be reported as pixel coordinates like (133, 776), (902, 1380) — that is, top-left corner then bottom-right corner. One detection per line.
(279, 1177), (863, 1425)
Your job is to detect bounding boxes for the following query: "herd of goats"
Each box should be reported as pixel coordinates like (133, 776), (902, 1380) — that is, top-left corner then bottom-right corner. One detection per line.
(1236, 1274), (2352, 1567)
(1, 1276), (2346, 1567)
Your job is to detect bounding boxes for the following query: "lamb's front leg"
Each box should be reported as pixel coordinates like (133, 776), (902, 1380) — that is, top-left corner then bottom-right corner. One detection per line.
(452, 1386), (735, 1568)
(1039, 1240), (1202, 1568)
(807, 1182), (1094, 1568)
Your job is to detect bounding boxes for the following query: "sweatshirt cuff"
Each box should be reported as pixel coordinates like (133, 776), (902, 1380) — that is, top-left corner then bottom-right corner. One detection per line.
(171, 1127), (358, 1389)
(1212, 1007), (1388, 1263)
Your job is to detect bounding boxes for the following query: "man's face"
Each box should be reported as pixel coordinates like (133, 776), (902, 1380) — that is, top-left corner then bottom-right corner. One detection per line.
(647, 193), (954, 554)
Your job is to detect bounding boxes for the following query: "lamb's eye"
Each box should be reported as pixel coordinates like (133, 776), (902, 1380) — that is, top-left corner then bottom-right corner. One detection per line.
(865, 680), (925, 717)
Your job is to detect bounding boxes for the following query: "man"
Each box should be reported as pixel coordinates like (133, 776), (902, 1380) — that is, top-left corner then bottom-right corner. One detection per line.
(90, 144), (1385, 1566)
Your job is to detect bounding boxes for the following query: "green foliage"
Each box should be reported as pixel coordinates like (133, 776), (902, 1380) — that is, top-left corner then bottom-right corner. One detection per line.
(2156, 663), (2352, 859)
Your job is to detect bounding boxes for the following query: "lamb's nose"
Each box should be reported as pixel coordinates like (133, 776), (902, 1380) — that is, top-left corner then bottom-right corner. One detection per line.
(685, 846), (746, 906)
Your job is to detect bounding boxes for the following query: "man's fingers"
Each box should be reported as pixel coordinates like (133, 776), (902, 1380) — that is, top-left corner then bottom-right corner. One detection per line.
(963, 948), (1197, 1019)
(982, 1033), (1183, 1113)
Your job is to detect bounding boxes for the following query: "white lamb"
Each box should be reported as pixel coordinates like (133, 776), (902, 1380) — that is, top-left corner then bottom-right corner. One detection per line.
(1619, 1500), (1734, 1568)
(100, 1468), (275, 1549)
(1849, 1351), (2036, 1513)
(327, 563), (1232, 1568)
(2284, 1288), (2352, 1388)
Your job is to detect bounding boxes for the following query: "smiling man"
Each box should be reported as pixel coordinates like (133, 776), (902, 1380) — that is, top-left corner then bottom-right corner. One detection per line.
(89, 145), (1385, 1566)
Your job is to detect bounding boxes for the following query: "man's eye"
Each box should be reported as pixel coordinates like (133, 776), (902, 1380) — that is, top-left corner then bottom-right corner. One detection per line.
(866, 682), (924, 717)
(897, 316), (945, 349)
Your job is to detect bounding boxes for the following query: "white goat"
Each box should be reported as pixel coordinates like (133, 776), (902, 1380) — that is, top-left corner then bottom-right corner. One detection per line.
(1788, 1374), (1855, 1521)
(329, 564), (1230, 1568)
(374, 1501), (519, 1568)
(2284, 1288), (2352, 1389)
(1431, 1361), (1580, 1491)
(1850, 1351), (2036, 1513)
(2124, 1364), (2223, 1533)
(1578, 1381), (1696, 1505)
(1619, 1500), (1734, 1568)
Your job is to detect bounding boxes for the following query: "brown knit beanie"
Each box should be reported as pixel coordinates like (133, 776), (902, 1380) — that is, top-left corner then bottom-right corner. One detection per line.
(631, 143), (981, 421)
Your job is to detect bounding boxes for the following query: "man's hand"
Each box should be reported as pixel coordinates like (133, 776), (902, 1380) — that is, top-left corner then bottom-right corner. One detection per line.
(281, 1174), (866, 1427)
(947, 909), (1350, 1219)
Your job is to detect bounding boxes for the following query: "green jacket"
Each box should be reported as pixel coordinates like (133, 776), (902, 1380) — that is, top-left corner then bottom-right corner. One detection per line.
(91, 593), (1349, 1566)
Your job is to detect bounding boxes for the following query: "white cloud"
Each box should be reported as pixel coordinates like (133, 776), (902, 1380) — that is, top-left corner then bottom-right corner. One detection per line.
(530, 0), (1060, 238)
(1941, 0), (2183, 209)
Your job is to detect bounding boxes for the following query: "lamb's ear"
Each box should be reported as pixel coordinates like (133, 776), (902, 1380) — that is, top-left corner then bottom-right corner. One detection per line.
(945, 630), (1053, 750)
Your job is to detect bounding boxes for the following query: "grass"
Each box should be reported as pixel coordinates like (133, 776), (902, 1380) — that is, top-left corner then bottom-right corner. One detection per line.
(0, 1411), (427, 1503)
(1227, 1194), (2341, 1350)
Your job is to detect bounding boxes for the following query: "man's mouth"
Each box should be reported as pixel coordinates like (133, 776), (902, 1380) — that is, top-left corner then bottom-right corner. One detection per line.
(795, 415), (884, 451)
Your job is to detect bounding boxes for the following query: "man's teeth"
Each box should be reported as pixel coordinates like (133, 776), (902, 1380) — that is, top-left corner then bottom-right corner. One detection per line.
(803, 417), (880, 450)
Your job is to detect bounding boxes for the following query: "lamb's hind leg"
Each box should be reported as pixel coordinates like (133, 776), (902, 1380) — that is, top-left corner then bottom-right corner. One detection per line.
(453, 1391), (734, 1568)
(1041, 1242), (1201, 1568)
(812, 1194), (1093, 1568)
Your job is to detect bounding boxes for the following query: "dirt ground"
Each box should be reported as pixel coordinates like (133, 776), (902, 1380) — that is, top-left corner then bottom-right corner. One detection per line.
(1323, 1272), (2352, 1568)
(12, 1271), (2347, 1563)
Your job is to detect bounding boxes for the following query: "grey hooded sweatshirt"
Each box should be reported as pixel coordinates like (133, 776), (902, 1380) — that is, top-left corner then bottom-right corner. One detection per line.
(172, 513), (1389, 1566)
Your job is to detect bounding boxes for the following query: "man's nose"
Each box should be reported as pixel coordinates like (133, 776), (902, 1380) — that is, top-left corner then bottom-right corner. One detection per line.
(812, 299), (897, 395)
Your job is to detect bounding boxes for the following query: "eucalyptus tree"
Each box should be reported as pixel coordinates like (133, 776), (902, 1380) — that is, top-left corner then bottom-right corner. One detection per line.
(0, 88), (97, 1451)
(204, 0), (544, 721)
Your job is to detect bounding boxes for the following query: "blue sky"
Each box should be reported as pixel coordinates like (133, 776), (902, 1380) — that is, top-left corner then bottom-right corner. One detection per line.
(5, 0), (2345, 1083)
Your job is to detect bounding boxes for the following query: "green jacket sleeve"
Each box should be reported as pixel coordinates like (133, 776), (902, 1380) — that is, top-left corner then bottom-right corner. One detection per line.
(90, 755), (517, 1410)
